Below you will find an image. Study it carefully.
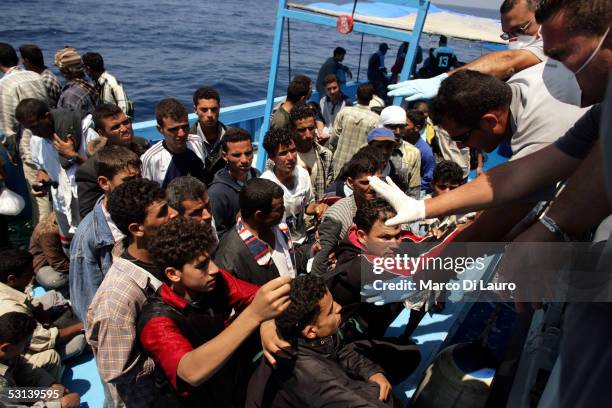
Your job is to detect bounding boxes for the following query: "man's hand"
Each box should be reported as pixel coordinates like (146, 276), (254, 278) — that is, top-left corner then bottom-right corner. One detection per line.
(60, 392), (80, 408)
(32, 170), (51, 197)
(260, 320), (293, 366)
(52, 134), (77, 158)
(368, 372), (392, 401)
(387, 73), (448, 101)
(249, 276), (292, 323)
(313, 203), (328, 221)
(368, 176), (425, 225)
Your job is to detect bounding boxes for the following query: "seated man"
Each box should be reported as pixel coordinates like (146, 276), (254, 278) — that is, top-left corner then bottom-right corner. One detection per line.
(367, 127), (413, 196)
(141, 98), (207, 189)
(270, 75), (312, 130)
(29, 212), (69, 294)
(378, 106), (421, 198)
(208, 128), (260, 239)
(214, 178), (299, 285)
(76, 103), (149, 218)
(0, 312), (80, 407)
(0, 249), (85, 381)
(69, 145), (141, 324)
(247, 274), (399, 407)
(330, 199), (405, 338)
(86, 178), (178, 408)
(311, 146), (381, 276)
(166, 175), (218, 245)
(261, 128), (327, 248)
(138, 217), (291, 407)
(288, 103), (335, 201)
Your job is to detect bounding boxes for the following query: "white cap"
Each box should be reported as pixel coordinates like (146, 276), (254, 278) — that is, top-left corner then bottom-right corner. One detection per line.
(378, 105), (406, 127)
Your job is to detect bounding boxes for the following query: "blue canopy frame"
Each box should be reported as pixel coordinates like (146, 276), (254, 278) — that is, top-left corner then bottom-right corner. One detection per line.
(256, 0), (431, 170)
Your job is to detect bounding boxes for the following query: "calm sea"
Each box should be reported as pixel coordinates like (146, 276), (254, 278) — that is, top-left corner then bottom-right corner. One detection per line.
(0, 0), (498, 122)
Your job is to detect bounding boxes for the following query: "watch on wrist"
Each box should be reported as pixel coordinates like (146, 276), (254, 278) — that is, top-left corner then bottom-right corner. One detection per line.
(539, 214), (571, 242)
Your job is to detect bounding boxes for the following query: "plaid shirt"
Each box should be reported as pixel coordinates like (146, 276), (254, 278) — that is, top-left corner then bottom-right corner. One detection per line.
(57, 79), (98, 116)
(40, 68), (61, 108)
(0, 66), (48, 141)
(329, 104), (379, 176)
(86, 256), (162, 408)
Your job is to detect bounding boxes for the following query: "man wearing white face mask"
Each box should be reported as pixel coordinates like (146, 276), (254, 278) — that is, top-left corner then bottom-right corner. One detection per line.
(388, 0), (551, 102)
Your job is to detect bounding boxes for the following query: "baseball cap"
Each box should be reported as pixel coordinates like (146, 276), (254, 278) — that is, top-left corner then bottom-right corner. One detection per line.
(378, 106), (407, 127)
(367, 127), (397, 144)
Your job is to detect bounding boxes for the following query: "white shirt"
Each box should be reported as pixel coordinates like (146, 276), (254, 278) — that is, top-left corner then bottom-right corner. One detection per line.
(98, 71), (131, 117)
(140, 135), (206, 186)
(261, 166), (314, 244)
(507, 60), (588, 160)
(101, 202), (125, 243)
(271, 227), (296, 278)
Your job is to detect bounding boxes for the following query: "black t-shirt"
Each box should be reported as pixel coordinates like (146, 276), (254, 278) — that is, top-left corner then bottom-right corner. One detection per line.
(161, 142), (206, 189)
(554, 104), (601, 159)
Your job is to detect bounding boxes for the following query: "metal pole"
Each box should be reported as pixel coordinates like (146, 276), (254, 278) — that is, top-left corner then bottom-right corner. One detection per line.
(287, 19), (292, 81)
(356, 32), (364, 82)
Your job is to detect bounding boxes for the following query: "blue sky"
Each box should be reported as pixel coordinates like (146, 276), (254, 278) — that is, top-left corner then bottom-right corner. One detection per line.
(434, 0), (499, 10)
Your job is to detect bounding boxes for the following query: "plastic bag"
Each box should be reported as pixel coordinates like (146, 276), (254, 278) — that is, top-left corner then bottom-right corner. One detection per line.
(0, 185), (25, 216)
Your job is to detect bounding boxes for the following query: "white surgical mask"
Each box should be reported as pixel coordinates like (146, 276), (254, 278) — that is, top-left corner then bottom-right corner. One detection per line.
(508, 34), (537, 50)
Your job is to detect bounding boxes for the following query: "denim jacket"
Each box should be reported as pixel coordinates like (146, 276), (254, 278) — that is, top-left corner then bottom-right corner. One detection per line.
(69, 197), (118, 324)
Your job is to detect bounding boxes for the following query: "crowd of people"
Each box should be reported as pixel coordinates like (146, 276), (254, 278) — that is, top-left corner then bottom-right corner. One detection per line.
(0, 0), (609, 406)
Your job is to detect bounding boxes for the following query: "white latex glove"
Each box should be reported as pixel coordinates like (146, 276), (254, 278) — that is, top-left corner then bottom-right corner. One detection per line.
(387, 73), (449, 102)
(368, 176), (426, 225)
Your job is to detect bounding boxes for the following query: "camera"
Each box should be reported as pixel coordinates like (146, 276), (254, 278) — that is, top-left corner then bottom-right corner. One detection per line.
(32, 179), (59, 192)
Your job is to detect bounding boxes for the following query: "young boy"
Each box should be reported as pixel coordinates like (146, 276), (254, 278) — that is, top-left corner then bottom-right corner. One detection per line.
(0, 312), (80, 407)
(247, 274), (400, 407)
(138, 217), (291, 407)
(0, 249), (85, 381)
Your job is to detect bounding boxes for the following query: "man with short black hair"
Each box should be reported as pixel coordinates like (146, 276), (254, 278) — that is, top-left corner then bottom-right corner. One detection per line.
(311, 146), (382, 276)
(190, 86), (228, 183)
(70, 145), (141, 324)
(289, 103), (334, 200)
(86, 178), (178, 408)
(316, 47), (352, 95)
(247, 274), (400, 407)
(19, 44), (61, 107)
(319, 74), (352, 129)
(405, 110), (435, 193)
(261, 128), (327, 250)
(330, 83), (379, 175)
(82, 52), (133, 118)
(138, 217), (290, 407)
(76, 103), (150, 218)
(208, 127), (260, 238)
(141, 98), (207, 188)
(214, 178), (299, 285)
(270, 75), (312, 130)
(0, 42), (51, 225)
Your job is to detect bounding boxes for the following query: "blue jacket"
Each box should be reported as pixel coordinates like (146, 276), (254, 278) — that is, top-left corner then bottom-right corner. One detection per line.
(69, 198), (117, 324)
(415, 138), (435, 193)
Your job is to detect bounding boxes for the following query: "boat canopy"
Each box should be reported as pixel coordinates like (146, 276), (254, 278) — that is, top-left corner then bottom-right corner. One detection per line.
(289, 2), (506, 45)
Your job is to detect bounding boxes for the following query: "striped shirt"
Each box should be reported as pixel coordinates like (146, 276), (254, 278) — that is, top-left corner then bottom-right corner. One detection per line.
(97, 71), (132, 117)
(140, 135), (207, 187)
(86, 256), (162, 408)
(0, 66), (48, 141)
(40, 68), (61, 108)
(329, 104), (379, 176)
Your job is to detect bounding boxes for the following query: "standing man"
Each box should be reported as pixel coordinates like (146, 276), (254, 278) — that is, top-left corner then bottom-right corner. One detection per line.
(367, 43), (389, 99)
(208, 128), (260, 238)
(0, 43), (51, 225)
(54, 47), (98, 117)
(141, 98), (206, 189)
(289, 103), (334, 201)
(270, 75), (312, 131)
(19, 44), (61, 107)
(330, 83), (379, 176)
(316, 47), (352, 95)
(82, 52), (133, 118)
(190, 86), (228, 184)
(405, 110), (435, 194)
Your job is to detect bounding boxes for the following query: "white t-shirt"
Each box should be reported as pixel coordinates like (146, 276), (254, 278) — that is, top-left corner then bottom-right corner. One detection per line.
(261, 166), (313, 244)
(270, 227), (296, 278)
(507, 60), (588, 160)
(140, 135), (206, 186)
